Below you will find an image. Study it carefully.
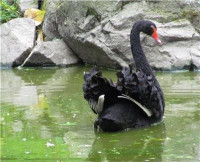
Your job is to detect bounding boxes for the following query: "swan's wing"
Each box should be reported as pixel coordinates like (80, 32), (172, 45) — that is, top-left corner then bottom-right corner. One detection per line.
(116, 67), (164, 118)
(83, 67), (120, 114)
(118, 94), (153, 117)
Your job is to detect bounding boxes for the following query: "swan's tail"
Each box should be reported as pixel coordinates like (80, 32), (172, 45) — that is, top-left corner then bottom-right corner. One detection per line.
(116, 66), (164, 118)
(83, 67), (120, 114)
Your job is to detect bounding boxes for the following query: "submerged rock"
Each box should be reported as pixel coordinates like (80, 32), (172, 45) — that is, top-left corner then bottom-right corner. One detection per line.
(51, 0), (200, 70)
(0, 18), (36, 67)
(22, 39), (79, 67)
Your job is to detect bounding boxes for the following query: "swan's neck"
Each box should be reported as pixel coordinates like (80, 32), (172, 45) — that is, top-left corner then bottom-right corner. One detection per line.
(130, 24), (153, 76)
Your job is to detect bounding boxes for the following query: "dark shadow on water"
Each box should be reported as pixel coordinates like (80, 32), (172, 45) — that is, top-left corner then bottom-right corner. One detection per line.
(87, 122), (166, 161)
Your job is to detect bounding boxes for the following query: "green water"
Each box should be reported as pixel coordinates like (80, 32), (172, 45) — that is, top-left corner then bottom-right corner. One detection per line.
(1, 66), (200, 161)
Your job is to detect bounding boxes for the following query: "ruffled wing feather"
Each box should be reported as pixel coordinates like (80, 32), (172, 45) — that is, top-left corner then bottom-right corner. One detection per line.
(83, 67), (120, 114)
(116, 66), (164, 117)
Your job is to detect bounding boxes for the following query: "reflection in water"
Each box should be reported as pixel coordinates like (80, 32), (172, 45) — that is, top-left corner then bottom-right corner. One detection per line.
(88, 123), (166, 162)
(13, 68), (57, 85)
(1, 67), (200, 161)
(1, 70), (38, 106)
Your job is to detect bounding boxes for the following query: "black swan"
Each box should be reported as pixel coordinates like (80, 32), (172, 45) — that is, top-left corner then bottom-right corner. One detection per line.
(83, 20), (165, 132)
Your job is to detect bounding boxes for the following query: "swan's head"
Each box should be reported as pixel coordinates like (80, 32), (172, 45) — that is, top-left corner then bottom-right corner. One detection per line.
(141, 21), (162, 45)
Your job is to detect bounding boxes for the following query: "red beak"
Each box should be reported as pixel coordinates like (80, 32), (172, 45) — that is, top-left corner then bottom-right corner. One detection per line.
(152, 27), (162, 45)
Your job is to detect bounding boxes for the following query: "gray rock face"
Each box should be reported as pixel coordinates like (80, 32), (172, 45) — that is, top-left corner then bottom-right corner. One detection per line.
(46, 1), (200, 70)
(22, 39), (79, 67)
(143, 19), (200, 70)
(0, 18), (36, 67)
(42, 0), (61, 40)
(56, 1), (130, 68)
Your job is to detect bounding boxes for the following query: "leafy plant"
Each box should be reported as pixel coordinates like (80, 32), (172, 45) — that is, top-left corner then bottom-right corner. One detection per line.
(0, 0), (20, 24)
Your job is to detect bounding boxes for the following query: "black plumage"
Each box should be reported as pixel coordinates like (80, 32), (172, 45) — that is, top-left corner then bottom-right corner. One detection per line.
(83, 20), (165, 132)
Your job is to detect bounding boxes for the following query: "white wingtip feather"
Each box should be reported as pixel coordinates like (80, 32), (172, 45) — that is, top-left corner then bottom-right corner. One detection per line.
(96, 95), (105, 114)
(118, 94), (153, 117)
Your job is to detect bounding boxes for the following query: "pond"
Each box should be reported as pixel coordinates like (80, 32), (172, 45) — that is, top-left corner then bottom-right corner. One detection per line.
(1, 66), (200, 161)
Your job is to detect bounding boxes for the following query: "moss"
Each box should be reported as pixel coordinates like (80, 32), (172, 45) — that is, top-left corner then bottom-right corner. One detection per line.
(86, 7), (101, 22)
(180, 9), (199, 25)
(182, 9), (199, 18)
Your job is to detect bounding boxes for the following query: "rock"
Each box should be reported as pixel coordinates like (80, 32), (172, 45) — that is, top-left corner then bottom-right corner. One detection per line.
(22, 39), (79, 67)
(144, 1), (200, 30)
(56, 1), (132, 68)
(43, 0), (123, 40)
(19, 0), (38, 12)
(143, 19), (200, 70)
(158, 20), (200, 41)
(0, 18), (36, 67)
(42, 0), (61, 40)
(54, 1), (200, 70)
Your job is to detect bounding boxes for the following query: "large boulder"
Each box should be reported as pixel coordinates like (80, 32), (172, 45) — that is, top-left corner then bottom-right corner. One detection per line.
(0, 18), (36, 67)
(56, 1), (129, 68)
(22, 39), (79, 67)
(44, 0), (200, 70)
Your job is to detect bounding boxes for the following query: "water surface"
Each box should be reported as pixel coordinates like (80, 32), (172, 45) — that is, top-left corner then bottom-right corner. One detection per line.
(1, 66), (200, 161)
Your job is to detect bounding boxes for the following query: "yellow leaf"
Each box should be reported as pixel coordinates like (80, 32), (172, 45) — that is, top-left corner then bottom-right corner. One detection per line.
(24, 8), (46, 26)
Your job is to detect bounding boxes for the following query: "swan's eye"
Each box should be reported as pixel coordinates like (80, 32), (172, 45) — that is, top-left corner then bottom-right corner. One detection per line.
(145, 26), (152, 35)
(151, 25), (157, 29)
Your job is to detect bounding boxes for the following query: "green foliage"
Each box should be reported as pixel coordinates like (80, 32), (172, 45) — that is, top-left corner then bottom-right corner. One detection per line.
(41, 0), (48, 11)
(0, 0), (20, 24)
